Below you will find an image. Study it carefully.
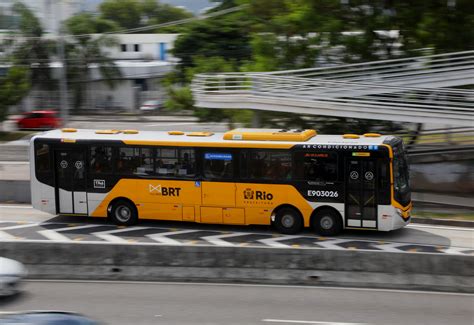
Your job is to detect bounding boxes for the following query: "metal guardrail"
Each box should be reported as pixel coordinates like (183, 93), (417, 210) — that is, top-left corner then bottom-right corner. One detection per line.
(192, 74), (474, 125)
(191, 51), (474, 125)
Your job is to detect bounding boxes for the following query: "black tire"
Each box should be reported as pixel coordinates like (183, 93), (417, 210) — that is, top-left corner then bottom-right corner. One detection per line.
(273, 207), (303, 234)
(312, 208), (343, 236)
(110, 200), (138, 226)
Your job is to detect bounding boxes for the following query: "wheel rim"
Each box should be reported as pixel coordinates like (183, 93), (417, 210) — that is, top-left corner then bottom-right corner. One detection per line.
(115, 205), (131, 223)
(320, 215), (334, 230)
(281, 214), (295, 228)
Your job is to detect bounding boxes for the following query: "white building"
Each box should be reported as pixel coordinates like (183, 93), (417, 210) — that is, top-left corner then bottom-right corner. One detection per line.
(7, 33), (180, 112)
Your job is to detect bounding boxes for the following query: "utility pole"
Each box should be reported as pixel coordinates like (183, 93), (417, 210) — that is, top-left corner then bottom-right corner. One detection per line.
(55, 0), (69, 125)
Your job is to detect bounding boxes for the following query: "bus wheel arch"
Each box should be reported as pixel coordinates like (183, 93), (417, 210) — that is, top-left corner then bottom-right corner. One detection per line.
(108, 197), (138, 226)
(310, 206), (343, 236)
(271, 204), (303, 234)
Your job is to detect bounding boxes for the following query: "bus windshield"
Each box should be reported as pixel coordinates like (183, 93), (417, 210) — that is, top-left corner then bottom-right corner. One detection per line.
(393, 142), (411, 206)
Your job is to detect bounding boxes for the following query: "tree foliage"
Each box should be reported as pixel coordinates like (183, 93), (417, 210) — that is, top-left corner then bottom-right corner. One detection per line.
(64, 14), (122, 110)
(0, 66), (30, 121)
(99, 0), (193, 31)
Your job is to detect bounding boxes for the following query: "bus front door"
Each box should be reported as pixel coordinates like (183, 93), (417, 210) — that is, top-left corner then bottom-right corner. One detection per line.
(345, 158), (377, 229)
(54, 149), (87, 215)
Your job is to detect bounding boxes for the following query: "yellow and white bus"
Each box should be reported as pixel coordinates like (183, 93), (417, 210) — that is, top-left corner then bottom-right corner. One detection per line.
(30, 128), (411, 235)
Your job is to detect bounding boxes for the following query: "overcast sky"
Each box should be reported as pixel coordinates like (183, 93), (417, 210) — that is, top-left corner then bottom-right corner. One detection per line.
(84, 0), (215, 13)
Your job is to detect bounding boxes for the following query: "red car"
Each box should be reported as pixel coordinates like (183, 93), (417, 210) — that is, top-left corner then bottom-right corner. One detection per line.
(17, 110), (62, 130)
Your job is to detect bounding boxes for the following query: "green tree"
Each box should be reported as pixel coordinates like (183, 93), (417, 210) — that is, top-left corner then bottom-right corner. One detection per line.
(64, 14), (122, 110)
(0, 66), (30, 122)
(9, 2), (54, 90)
(100, 0), (193, 31)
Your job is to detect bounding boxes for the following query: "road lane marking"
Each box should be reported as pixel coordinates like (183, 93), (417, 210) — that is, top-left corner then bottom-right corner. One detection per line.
(0, 230), (15, 240)
(316, 239), (349, 250)
(147, 229), (198, 245)
(0, 205), (33, 209)
(261, 319), (370, 324)
(203, 232), (252, 247)
(258, 235), (303, 248)
(0, 223), (40, 230)
(93, 226), (148, 243)
(38, 224), (99, 242)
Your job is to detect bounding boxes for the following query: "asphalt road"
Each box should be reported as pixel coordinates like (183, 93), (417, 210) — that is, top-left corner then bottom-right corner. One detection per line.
(0, 281), (472, 325)
(0, 205), (472, 252)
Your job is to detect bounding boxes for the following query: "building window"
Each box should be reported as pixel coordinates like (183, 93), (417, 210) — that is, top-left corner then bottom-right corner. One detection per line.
(121, 44), (127, 52)
(134, 44), (140, 52)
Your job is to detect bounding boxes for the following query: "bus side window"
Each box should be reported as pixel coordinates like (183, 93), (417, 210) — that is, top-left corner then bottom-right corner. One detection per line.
(203, 152), (233, 179)
(90, 146), (113, 174)
(35, 143), (50, 173)
(246, 150), (292, 181)
(294, 152), (337, 182)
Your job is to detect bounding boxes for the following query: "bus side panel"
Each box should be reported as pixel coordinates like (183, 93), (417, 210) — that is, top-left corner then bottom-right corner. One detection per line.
(90, 179), (201, 221)
(235, 183), (313, 226)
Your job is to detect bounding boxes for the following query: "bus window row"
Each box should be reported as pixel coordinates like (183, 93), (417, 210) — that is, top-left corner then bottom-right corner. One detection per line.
(36, 144), (339, 182)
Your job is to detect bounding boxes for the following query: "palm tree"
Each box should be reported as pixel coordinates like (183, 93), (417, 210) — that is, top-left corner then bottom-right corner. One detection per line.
(64, 13), (122, 110)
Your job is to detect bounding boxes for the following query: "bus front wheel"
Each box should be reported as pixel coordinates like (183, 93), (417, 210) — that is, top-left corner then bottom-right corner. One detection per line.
(312, 208), (342, 236)
(273, 207), (303, 234)
(110, 199), (138, 226)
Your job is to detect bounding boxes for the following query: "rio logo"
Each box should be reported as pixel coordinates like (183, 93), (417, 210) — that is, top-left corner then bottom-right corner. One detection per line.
(244, 188), (273, 201)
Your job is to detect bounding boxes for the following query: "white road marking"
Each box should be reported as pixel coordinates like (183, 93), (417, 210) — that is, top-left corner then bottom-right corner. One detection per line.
(38, 224), (99, 242)
(93, 227), (148, 243)
(147, 229), (198, 245)
(371, 242), (406, 253)
(258, 235), (303, 248)
(203, 232), (252, 246)
(0, 230), (15, 240)
(262, 320), (369, 325)
(262, 320), (369, 324)
(0, 223), (40, 230)
(316, 238), (349, 250)
(0, 205), (33, 209)
(440, 247), (471, 255)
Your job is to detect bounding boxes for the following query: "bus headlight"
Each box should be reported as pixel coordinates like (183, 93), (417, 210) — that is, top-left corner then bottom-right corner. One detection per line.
(395, 208), (402, 216)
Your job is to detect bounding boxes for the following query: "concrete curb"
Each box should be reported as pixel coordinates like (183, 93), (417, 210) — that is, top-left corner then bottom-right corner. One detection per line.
(412, 217), (474, 228)
(1, 242), (472, 293)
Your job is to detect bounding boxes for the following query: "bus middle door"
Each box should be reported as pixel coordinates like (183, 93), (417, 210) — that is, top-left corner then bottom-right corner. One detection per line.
(345, 157), (377, 229)
(54, 148), (87, 215)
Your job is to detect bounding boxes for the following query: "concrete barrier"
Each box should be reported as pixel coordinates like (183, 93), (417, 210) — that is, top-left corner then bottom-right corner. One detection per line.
(1, 242), (472, 292)
(0, 180), (30, 203)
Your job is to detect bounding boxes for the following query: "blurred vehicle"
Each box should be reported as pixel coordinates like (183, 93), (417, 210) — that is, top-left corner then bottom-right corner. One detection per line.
(0, 257), (27, 296)
(17, 111), (61, 130)
(0, 311), (99, 324)
(139, 99), (161, 112)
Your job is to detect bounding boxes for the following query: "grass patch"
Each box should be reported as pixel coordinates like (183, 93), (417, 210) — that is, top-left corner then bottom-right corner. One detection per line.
(0, 131), (36, 142)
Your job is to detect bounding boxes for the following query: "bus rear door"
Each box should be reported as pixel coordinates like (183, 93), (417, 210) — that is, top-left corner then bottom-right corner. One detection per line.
(54, 148), (88, 215)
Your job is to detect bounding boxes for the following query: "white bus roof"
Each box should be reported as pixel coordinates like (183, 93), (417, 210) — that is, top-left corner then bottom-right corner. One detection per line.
(33, 128), (394, 148)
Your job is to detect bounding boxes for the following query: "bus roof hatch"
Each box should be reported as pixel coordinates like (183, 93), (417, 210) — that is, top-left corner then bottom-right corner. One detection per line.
(223, 129), (317, 142)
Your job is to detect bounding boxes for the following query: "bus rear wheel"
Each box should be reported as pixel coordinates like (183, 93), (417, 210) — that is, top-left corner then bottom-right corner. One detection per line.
(273, 207), (303, 234)
(312, 208), (342, 236)
(110, 200), (138, 226)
